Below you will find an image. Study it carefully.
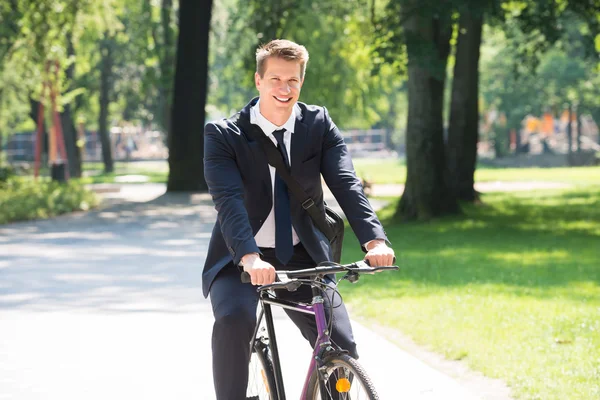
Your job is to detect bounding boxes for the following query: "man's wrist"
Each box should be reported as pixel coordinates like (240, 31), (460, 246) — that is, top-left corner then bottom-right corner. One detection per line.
(364, 239), (386, 251)
(240, 252), (260, 268)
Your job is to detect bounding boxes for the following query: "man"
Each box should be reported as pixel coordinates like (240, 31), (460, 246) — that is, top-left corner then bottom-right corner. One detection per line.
(203, 39), (395, 399)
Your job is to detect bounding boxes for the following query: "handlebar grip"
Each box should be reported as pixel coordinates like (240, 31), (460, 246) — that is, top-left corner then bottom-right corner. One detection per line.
(241, 271), (251, 283)
(364, 256), (396, 267)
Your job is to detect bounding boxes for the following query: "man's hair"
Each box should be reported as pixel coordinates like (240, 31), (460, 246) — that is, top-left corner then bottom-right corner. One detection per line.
(256, 39), (309, 79)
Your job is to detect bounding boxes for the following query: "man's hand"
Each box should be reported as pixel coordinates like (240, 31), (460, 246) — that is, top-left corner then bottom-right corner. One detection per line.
(241, 253), (276, 285)
(364, 239), (395, 267)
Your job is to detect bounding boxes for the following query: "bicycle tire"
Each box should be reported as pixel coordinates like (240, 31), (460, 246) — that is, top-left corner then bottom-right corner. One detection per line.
(306, 354), (379, 399)
(246, 339), (277, 400)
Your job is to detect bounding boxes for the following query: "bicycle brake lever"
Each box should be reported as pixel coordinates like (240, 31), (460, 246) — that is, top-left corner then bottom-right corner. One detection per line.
(344, 271), (360, 283)
(286, 280), (302, 292)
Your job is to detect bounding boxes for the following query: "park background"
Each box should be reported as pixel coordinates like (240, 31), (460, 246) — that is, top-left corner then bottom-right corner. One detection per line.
(1, 1), (599, 399)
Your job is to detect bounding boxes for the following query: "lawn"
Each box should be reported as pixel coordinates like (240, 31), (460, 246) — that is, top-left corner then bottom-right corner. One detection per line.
(79, 158), (600, 187)
(353, 158), (600, 186)
(339, 187), (600, 399)
(81, 161), (168, 184)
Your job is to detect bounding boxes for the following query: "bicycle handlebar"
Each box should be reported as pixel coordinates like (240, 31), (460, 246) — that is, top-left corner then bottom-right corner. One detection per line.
(240, 260), (398, 285)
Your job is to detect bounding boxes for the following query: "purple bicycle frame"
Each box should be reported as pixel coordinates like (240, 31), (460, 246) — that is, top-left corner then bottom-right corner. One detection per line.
(259, 289), (334, 400)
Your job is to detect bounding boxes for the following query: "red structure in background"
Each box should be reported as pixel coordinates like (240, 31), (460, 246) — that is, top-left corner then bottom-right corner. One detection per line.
(33, 61), (69, 180)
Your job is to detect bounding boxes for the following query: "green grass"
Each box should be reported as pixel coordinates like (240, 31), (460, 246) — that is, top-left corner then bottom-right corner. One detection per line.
(353, 158), (600, 186)
(80, 158), (599, 186)
(80, 171), (167, 184)
(353, 158), (406, 184)
(339, 188), (600, 399)
(81, 161), (168, 184)
(475, 167), (600, 185)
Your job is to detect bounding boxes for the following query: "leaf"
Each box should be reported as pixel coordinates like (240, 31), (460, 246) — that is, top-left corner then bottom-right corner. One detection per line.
(60, 87), (87, 107)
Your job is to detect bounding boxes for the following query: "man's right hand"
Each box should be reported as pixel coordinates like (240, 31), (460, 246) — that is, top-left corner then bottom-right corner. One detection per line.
(241, 253), (276, 285)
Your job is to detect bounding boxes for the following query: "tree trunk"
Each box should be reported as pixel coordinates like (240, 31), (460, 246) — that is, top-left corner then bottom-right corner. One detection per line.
(99, 32), (115, 173)
(447, 11), (483, 202)
(0, 90), (3, 161)
(159, 0), (175, 134)
(60, 107), (81, 178)
(396, 9), (460, 220)
(166, 0), (212, 192)
(29, 98), (48, 163)
(60, 38), (82, 178)
(567, 102), (573, 156)
(576, 105), (582, 153)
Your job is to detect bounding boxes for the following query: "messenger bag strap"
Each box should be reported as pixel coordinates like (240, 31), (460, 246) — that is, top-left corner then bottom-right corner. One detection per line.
(234, 113), (335, 240)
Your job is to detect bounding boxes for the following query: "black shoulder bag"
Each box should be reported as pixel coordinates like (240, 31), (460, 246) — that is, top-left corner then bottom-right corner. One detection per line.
(237, 115), (345, 263)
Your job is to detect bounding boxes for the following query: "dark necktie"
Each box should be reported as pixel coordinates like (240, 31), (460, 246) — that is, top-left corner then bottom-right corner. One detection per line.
(272, 129), (293, 266)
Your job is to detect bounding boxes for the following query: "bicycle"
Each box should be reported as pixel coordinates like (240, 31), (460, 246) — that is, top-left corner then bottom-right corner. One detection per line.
(242, 260), (398, 400)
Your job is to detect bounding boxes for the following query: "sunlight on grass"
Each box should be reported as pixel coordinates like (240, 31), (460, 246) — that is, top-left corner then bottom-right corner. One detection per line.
(352, 158), (600, 186)
(81, 161), (168, 184)
(487, 250), (570, 265)
(340, 187), (600, 399)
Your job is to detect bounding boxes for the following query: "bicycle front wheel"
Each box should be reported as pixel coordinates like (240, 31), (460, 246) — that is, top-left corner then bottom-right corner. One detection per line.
(246, 339), (277, 400)
(306, 354), (378, 400)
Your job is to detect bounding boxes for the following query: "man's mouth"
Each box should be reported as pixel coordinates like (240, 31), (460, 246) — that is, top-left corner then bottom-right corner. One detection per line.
(274, 96), (292, 103)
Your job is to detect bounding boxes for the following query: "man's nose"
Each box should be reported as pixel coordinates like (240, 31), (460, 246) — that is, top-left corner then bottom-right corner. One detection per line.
(278, 83), (291, 93)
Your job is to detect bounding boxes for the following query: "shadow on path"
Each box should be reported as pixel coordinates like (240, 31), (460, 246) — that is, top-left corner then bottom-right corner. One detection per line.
(0, 193), (217, 313)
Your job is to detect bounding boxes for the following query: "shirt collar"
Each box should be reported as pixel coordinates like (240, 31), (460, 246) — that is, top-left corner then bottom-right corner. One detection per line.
(250, 99), (296, 135)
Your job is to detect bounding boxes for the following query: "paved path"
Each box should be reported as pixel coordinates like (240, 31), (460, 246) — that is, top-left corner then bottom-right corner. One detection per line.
(0, 187), (509, 399)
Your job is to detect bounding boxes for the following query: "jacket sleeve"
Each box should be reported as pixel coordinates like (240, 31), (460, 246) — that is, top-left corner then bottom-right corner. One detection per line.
(319, 108), (389, 250)
(204, 122), (260, 265)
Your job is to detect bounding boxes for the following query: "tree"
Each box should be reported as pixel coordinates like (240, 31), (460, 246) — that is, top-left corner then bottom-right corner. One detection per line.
(446, 7), (485, 202)
(445, 0), (599, 203)
(166, 0), (212, 191)
(213, 0), (405, 129)
(60, 37), (83, 178)
(98, 31), (115, 173)
(396, 1), (460, 220)
(481, 8), (600, 159)
(0, 0), (117, 178)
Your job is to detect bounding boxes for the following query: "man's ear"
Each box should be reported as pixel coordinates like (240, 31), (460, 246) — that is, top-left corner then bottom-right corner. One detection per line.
(255, 72), (261, 90)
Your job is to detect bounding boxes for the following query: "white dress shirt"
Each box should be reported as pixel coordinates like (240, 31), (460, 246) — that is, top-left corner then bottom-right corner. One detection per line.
(250, 100), (301, 248)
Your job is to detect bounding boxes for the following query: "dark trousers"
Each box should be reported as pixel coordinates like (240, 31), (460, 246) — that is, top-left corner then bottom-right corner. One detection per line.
(210, 244), (358, 400)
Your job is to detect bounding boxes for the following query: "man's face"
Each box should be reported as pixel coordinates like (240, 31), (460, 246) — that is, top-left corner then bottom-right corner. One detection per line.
(255, 57), (303, 115)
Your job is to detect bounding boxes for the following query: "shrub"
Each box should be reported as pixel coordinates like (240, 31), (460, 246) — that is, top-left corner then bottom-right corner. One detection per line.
(0, 177), (99, 224)
(0, 165), (16, 182)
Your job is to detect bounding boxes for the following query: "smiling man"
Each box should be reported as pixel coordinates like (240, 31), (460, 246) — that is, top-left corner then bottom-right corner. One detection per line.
(203, 39), (395, 399)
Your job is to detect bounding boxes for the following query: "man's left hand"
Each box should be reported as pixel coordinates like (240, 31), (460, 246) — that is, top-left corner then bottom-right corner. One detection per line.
(364, 239), (395, 267)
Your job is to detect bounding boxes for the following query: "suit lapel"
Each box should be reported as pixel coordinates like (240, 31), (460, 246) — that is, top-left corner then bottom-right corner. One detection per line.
(248, 142), (272, 198)
(237, 99), (272, 198)
(291, 103), (307, 176)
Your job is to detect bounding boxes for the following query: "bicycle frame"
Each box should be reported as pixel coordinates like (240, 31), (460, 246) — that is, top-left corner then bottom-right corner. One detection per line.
(252, 284), (334, 400)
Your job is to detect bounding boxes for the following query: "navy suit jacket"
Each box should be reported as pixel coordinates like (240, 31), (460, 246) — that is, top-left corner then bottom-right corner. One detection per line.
(202, 98), (387, 297)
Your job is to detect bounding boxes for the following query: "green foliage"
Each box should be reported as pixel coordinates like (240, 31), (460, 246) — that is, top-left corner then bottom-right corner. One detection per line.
(0, 176), (99, 224)
(208, 0), (406, 129)
(341, 187), (600, 399)
(0, 164), (16, 182)
(1, 0), (598, 143)
(481, 11), (600, 137)
(0, 0), (118, 138)
(0, 0), (177, 143)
